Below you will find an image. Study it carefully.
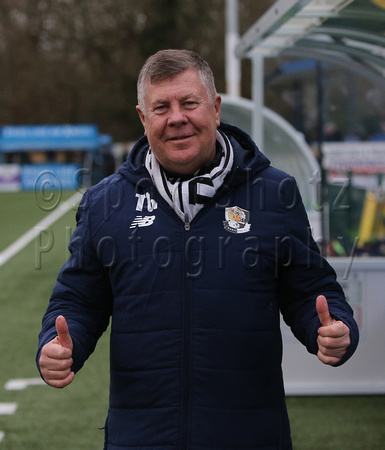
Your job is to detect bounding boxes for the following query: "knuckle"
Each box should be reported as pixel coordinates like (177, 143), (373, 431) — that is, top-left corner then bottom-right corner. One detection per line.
(57, 358), (73, 370)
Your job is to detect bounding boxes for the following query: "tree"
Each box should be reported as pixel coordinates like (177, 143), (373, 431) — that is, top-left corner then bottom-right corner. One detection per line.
(0, 0), (273, 141)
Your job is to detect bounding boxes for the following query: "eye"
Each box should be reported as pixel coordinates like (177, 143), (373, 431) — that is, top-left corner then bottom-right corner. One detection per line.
(153, 104), (168, 114)
(184, 101), (198, 109)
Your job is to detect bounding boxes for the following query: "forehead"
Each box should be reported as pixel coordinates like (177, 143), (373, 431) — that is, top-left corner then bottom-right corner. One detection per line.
(145, 69), (207, 101)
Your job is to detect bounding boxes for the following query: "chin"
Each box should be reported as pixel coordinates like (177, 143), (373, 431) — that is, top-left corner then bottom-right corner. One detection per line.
(167, 152), (200, 169)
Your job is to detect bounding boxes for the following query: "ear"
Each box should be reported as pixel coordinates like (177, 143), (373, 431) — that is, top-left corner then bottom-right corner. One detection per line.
(136, 105), (147, 135)
(214, 95), (221, 127)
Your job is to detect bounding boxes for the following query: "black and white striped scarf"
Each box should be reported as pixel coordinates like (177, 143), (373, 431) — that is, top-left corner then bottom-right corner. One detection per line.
(144, 130), (234, 221)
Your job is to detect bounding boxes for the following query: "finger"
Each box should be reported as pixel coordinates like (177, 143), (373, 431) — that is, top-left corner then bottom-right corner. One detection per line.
(316, 295), (333, 327)
(44, 371), (75, 389)
(40, 347), (73, 370)
(41, 339), (72, 360)
(55, 315), (73, 350)
(317, 349), (342, 366)
(318, 320), (349, 338)
(318, 335), (348, 352)
(45, 364), (73, 379)
(317, 338), (347, 361)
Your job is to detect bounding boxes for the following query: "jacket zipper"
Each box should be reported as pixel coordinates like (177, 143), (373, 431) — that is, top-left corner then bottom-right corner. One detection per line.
(181, 216), (192, 448)
(184, 214), (191, 231)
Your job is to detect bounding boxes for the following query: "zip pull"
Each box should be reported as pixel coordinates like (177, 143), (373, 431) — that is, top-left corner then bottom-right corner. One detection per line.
(184, 214), (190, 231)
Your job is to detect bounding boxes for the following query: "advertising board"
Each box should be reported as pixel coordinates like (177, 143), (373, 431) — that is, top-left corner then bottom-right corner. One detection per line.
(20, 164), (81, 191)
(0, 164), (20, 191)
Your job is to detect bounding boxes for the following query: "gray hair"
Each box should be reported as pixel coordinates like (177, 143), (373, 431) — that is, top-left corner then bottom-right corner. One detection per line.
(137, 49), (217, 112)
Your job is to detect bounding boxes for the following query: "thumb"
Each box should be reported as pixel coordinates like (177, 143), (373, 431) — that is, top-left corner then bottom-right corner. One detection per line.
(316, 295), (333, 327)
(55, 315), (73, 350)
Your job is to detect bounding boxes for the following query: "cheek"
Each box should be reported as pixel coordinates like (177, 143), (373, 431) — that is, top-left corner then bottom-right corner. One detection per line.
(145, 119), (163, 137)
(145, 127), (163, 152)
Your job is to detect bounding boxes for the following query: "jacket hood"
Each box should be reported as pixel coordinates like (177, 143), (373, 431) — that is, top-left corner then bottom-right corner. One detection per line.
(118, 122), (271, 186)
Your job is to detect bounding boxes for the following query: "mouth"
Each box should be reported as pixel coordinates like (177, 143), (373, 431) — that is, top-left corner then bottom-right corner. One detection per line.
(167, 134), (193, 142)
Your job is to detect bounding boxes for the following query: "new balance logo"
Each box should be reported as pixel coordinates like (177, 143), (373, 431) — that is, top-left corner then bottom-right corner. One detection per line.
(130, 215), (156, 228)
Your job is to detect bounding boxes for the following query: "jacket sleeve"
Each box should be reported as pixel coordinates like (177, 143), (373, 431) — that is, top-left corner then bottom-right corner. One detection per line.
(36, 189), (113, 374)
(276, 177), (359, 367)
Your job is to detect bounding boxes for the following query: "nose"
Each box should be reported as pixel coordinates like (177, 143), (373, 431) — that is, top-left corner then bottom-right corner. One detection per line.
(167, 105), (188, 127)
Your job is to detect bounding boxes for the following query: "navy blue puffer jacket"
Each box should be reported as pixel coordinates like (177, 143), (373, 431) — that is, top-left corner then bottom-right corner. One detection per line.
(37, 123), (359, 449)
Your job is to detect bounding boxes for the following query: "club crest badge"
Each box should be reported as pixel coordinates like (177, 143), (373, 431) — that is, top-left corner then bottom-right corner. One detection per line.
(223, 206), (251, 234)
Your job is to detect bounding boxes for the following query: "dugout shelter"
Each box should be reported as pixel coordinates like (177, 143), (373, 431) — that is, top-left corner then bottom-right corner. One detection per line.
(227, 0), (385, 395)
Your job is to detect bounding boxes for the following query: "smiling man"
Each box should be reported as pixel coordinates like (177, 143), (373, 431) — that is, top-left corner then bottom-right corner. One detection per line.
(136, 67), (221, 175)
(37, 49), (359, 450)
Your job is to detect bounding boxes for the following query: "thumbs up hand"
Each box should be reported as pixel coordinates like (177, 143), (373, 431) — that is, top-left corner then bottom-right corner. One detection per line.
(39, 316), (75, 388)
(316, 295), (351, 366)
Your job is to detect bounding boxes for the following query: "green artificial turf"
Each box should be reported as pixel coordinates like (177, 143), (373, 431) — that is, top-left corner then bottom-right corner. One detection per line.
(0, 190), (78, 251)
(287, 395), (385, 449)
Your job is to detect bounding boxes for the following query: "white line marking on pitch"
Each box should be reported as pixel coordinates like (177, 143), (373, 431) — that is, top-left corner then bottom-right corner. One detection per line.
(0, 403), (18, 415)
(0, 192), (82, 267)
(5, 378), (46, 391)
(0, 378), (46, 444)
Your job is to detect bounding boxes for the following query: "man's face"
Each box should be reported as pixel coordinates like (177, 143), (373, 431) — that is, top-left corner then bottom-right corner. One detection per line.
(136, 68), (221, 175)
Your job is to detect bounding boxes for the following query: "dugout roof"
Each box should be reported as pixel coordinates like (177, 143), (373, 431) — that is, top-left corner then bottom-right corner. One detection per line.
(236, 0), (385, 89)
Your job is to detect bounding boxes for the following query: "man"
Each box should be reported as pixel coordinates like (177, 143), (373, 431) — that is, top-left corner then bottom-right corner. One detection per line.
(37, 49), (359, 449)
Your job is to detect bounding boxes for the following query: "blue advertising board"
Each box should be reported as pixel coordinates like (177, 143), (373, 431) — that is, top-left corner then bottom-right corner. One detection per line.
(20, 164), (81, 190)
(0, 124), (100, 151)
(0, 124), (113, 190)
